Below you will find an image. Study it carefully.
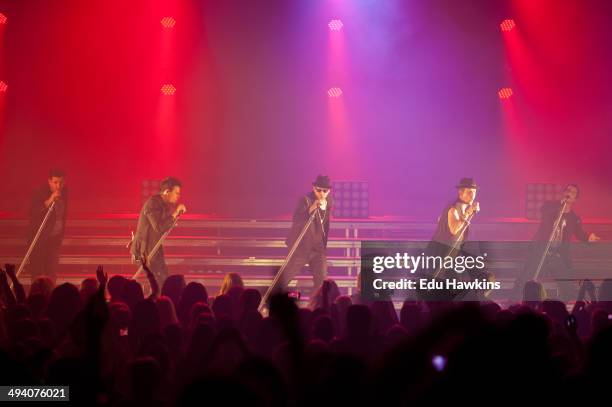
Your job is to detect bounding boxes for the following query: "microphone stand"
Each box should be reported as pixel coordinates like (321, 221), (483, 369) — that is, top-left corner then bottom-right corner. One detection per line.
(259, 208), (318, 312)
(533, 199), (569, 280)
(14, 201), (56, 283)
(131, 211), (183, 280)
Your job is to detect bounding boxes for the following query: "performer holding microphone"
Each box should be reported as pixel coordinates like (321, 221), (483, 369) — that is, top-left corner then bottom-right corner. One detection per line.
(26, 169), (68, 282)
(418, 178), (486, 300)
(281, 175), (333, 293)
(431, 177), (480, 245)
(131, 177), (186, 284)
(513, 184), (600, 301)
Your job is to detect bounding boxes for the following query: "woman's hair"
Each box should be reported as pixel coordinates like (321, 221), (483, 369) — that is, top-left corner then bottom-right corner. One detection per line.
(219, 272), (244, 296)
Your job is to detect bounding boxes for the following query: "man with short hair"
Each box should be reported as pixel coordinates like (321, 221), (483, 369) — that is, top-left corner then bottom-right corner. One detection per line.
(27, 168), (68, 281)
(515, 184), (600, 301)
(418, 178), (486, 301)
(131, 177), (186, 284)
(281, 175), (333, 294)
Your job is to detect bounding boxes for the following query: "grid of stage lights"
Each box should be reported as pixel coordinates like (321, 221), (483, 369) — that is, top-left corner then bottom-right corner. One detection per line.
(332, 181), (369, 218)
(525, 183), (564, 220)
(160, 84), (176, 95)
(327, 87), (343, 98)
(0, 13), (7, 25)
(500, 19), (516, 32)
(0, 81), (7, 93)
(498, 87), (513, 100)
(161, 16), (176, 28)
(328, 19), (343, 31)
(141, 179), (161, 205)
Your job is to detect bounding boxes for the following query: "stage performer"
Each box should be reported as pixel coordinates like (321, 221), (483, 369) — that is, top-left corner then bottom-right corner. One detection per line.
(281, 174), (333, 294)
(131, 176), (186, 284)
(27, 168), (68, 282)
(513, 184), (600, 301)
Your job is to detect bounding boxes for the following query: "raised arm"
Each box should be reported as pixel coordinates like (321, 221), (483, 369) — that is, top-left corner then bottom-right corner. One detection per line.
(142, 258), (159, 299)
(5, 264), (26, 303)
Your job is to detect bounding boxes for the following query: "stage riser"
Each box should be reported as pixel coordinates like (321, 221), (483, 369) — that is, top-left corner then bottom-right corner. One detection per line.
(2, 216), (611, 291)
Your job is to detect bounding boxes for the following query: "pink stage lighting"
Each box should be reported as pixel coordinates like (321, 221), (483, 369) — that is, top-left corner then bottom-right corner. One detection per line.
(327, 87), (343, 98)
(160, 84), (176, 95)
(161, 16), (176, 28)
(0, 81), (7, 93)
(498, 87), (513, 100)
(0, 13), (7, 25)
(328, 19), (343, 32)
(500, 19), (516, 32)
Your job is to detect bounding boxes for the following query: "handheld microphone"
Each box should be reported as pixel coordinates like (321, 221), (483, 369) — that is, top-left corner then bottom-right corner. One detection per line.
(319, 198), (327, 211)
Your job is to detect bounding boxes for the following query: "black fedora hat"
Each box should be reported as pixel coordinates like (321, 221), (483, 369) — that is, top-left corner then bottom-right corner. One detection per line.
(313, 175), (332, 189)
(455, 177), (478, 189)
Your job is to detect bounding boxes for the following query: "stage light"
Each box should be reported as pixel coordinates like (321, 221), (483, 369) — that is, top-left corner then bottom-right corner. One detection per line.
(500, 19), (515, 32)
(327, 87), (343, 98)
(328, 19), (343, 32)
(525, 183), (564, 219)
(332, 181), (369, 218)
(160, 84), (176, 95)
(0, 13), (7, 25)
(498, 87), (513, 100)
(0, 81), (7, 93)
(161, 16), (176, 28)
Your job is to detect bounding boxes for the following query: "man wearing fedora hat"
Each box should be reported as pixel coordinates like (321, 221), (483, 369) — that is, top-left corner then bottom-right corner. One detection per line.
(281, 175), (333, 294)
(431, 177), (481, 244)
(418, 178), (485, 300)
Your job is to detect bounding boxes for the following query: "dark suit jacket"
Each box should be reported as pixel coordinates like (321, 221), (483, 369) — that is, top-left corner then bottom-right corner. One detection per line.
(131, 194), (175, 260)
(27, 185), (68, 243)
(285, 192), (333, 252)
(531, 200), (589, 267)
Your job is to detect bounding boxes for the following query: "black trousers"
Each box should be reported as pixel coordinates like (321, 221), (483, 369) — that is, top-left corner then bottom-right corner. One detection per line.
(28, 234), (63, 281)
(136, 247), (169, 286)
(513, 244), (576, 301)
(279, 249), (328, 293)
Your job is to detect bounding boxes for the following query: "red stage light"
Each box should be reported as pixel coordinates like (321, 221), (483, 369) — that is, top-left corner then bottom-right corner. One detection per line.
(498, 87), (513, 100)
(0, 81), (7, 93)
(160, 84), (176, 95)
(500, 19), (515, 32)
(328, 19), (343, 32)
(328, 87), (343, 98)
(0, 13), (7, 25)
(161, 16), (176, 28)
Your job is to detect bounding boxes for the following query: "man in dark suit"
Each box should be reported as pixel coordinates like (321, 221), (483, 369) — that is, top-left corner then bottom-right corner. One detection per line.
(282, 175), (333, 293)
(514, 184), (600, 301)
(27, 168), (68, 282)
(131, 177), (186, 284)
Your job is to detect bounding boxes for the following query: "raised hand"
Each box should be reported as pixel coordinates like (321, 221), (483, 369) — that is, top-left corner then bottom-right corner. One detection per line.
(173, 204), (187, 218)
(96, 265), (108, 287)
(588, 233), (601, 242)
(141, 257), (159, 299)
(4, 264), (16, 280)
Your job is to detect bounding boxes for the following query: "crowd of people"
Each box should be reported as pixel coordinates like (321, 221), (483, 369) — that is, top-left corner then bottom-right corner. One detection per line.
(1, 264), (611, 406)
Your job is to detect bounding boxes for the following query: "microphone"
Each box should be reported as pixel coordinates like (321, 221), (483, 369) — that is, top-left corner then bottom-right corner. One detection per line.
(470, 201), (480, 214)
(318, 198), (327, 211)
